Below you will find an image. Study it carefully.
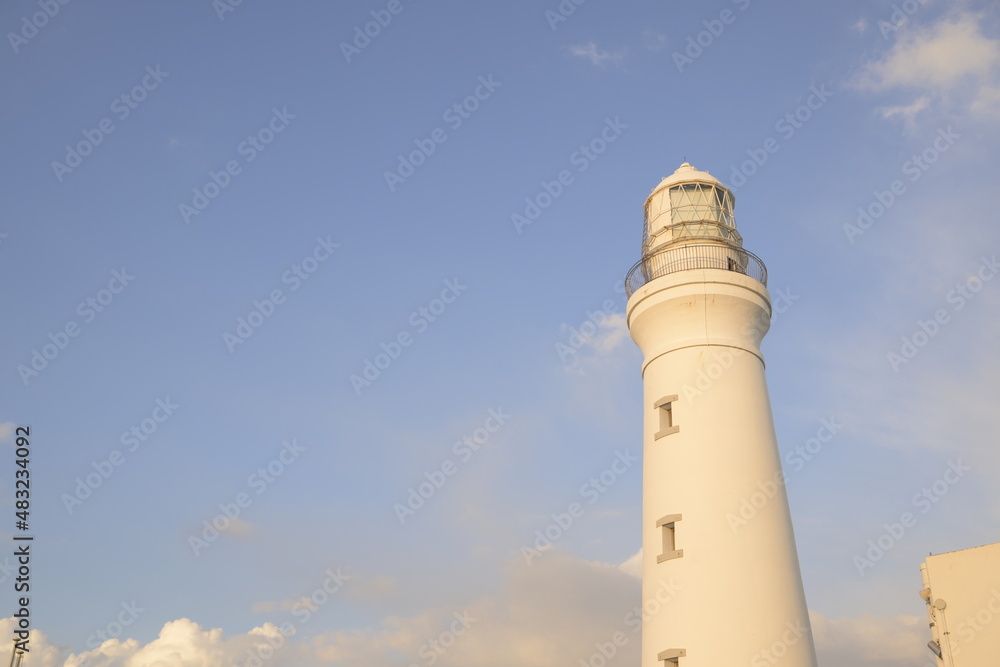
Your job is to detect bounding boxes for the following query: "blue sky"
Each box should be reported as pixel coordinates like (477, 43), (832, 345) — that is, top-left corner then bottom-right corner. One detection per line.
(1, 0), (999, 665)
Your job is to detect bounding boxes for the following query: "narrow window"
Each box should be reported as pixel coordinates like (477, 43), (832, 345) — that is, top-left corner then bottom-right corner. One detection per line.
(654, 395), (679, 439)
(659, 648), (686, 665)
(657, 514), (683, 562)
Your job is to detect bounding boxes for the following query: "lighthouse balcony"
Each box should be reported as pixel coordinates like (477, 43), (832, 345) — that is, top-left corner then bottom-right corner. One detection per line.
(625, 242), (768, 297)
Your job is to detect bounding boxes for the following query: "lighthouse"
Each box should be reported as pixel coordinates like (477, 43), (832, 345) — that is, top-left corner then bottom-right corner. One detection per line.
(625, 163), (818, 667)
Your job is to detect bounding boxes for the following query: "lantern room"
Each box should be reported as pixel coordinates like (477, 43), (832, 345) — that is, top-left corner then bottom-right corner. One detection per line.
(642, 162), (741, 257)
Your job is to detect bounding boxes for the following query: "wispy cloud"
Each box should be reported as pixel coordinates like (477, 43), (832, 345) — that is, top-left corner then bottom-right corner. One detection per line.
(0, 422), (15, 445)
(643, 29), (669, 51)
(855, 12), (1000, 121)
(4, 558), (939, 667)
(879, 95), (931, 129)
(251, 596), (313, 613)
(17, 617), (299, 667)
(567, 41), (626, 68)
(810, 611), (927, 666)
(560, 311), (630, 375)
(619, 548), (642, 578)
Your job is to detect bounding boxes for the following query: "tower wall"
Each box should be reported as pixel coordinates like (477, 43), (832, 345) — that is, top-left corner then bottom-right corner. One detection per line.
(627, 269), (817, 667)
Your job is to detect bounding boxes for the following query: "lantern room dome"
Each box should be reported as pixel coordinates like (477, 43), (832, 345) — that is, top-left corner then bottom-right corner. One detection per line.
(649, 162), (722, 194)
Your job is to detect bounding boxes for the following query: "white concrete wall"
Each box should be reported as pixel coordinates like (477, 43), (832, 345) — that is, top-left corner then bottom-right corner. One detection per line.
(921, 542), (1000, 667)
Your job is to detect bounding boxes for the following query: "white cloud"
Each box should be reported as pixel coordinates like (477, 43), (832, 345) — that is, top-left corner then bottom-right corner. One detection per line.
(64, 618), (281, 666)
(810, 610), (928, 666)
(879, 95), (930, 128)
(590, 312), (629, 355)
(344, 574), (398, 601)
(0, 623), (63, 666)
(560, 311), (630, 374)
(0, 617), (303, 667)
(972, 81), (1000, 114)
(619, 548), (642, 579)
(253, 574), (397, 613)
(566, 42), (625, 68)
(643, 29), (668, 51)
(1, 561), (943, 667)
(224, 517), (257, 539)
(0, 422), (16, 444)
(855, 13), (1000, 120)
(307, 551), (640, 667)
(858, 14), (998, 90)
(0, 554), (641, 667)
(251, 596), (313, 613)
(195, 517), (256, 542)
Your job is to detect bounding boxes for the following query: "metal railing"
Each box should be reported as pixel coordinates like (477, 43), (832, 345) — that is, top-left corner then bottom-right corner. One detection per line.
(624, 243), (767, 296)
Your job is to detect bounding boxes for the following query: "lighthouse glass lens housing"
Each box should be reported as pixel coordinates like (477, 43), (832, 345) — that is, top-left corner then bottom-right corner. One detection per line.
(667, 183), (734, 227)
(670, 222), (737, 241)
(643, 182), (740, 255)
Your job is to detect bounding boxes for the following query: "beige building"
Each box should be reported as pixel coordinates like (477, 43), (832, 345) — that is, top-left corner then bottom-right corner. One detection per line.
(920, 542), (1000, 667)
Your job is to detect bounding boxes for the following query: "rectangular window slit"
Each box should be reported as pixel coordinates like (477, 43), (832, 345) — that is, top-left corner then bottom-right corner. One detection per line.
(659, 648), (686, 665)
(657, 514), (683, 563)
(654, 395), (679, 440)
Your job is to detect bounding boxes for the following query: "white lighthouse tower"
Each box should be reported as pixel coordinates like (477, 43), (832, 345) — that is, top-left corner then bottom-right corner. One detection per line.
(625, 163), (818, 667)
